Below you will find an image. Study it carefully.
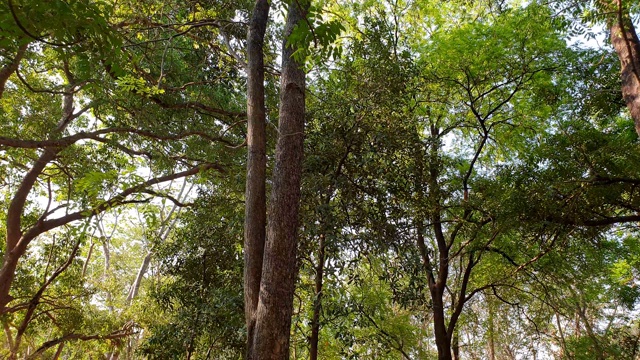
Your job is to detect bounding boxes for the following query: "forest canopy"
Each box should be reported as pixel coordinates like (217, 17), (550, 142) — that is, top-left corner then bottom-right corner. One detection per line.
(0, 0), (640, 359)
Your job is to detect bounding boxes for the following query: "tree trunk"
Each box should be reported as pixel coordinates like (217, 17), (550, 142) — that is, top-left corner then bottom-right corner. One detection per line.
(428, 126), (453, 360)
(52, 343), (64, 360)
(414, 134), (453, 360)
(248, 1), (308, 358)
(0, 146), (59, 312)
(487, 296), (496, 360)
(244, 0), (269, 356)
(606, 0), (640, 136)
(126, 252), (151, 304)
(0, 86), (73, 312)
(432, 292), (452, 360)
(452, 331), (459, 360)
(576, 304), (606, 360)
(309, 234), (326, 360)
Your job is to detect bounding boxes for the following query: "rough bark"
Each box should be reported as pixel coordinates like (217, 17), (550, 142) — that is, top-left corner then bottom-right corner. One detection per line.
(248, 1), (308, 358)
(605, 0), (640, 136)
(244, 1), (269, 355)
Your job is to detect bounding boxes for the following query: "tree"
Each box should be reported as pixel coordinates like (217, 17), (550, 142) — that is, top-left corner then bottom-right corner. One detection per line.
(599, 0), (640, 136)
(140, 191), (245, 359)
(557, 0), (640, 136)
(0, 0), (247, 356)
(244, 0), (309, 358)
(3, 0), (640, 358)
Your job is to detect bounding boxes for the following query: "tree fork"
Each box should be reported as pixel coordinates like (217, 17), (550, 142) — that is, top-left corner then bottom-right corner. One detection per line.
(244, 0), (270, 356)
(248, 0), (308, 358)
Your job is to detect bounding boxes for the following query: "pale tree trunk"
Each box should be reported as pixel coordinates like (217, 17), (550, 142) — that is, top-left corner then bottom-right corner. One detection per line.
(127, 182), (190, 304)
(245, 1), (308, 358)
(244, 1), (269, 356)
(555, 311), (569, 359)
(97, 216), (118, 312)
(82, 240), (95, 277)
(487, 295), (496, 360)
(576, 304), (606, 360)
(127, 253), (151, 303)
(604, 0), (640, 136)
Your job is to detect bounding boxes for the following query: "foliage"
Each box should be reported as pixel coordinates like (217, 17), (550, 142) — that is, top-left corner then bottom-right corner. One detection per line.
(140, 191), (244, 359)
(1, 0), (640, 358)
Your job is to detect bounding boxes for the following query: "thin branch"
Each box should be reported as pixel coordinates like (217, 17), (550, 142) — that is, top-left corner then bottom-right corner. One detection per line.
(140, 189), (192, 207)
(7, 0), (82, 47)
(0, 127), (241, 149)
(28, 327), (136, 359)
(16, 164), (222, 254)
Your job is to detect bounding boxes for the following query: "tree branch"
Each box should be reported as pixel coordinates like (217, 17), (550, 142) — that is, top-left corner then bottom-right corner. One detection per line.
(0, 42), (29, 99)
(0, 127), (241, 149)
(28, 327), (136, 359)
(16, 163), (221, 254)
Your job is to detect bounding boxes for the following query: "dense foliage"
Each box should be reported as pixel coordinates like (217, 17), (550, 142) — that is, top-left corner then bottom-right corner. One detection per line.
(1, 0), (640, 359)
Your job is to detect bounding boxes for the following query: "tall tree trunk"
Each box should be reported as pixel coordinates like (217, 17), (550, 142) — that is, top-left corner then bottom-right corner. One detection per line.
(414, 134), (453, 360)
(428, 126), (453, 360)
(128, 182), (188, 305)
(309, 234), (326, 360)
(244, 1), (269, 356)
(487, 295), (496, 360)
(431, 286), (452, 360)
(576, 304), (606, 360)
(249, 1), (308, 358)
(605, 0), (640, 136)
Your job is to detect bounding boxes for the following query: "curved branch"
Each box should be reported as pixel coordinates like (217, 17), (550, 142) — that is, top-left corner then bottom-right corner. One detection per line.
(0, 127), (241, 149)
(149, 96), (246, 119)
(17, 163), (222, 253)
(28, 328), (136, 359)
(0, 42), (29, 99)
(7, 0), (82, 47)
